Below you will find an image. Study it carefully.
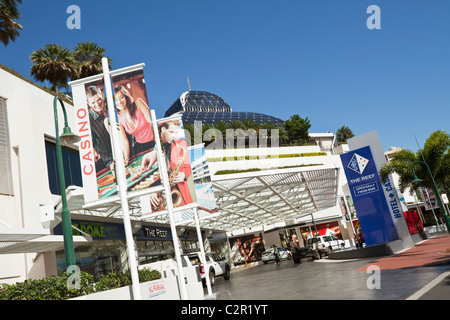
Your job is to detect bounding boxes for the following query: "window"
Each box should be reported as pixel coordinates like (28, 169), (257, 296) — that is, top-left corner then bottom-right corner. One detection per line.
(0, 97), (13, 195)
(45, 140), (83, 195)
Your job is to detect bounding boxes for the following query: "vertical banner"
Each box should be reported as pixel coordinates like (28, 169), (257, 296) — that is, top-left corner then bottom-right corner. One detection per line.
(188, 144), (217, 211)
(173, 144), (217, 223)
(418, 187), (439, 211)
(340, 146), (399, 245)
(70, 65), (162, 205)
(141, 116), (197, 215)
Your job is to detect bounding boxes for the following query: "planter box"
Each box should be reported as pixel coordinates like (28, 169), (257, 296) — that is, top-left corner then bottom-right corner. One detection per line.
(70, 267), (204, 300)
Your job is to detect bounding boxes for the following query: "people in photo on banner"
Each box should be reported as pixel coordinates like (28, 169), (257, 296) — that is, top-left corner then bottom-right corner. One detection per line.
(148, 119), (193, 211)
(114, 84), (155, 164)
(86, 85), (114, 173)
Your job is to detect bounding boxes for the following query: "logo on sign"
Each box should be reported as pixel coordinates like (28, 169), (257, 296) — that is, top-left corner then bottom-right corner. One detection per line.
(347, 153), (369, 175)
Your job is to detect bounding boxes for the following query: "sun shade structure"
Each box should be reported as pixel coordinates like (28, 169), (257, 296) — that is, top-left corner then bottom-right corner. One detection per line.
(188, 165), (340, 231)
(57, 165), (340, 233)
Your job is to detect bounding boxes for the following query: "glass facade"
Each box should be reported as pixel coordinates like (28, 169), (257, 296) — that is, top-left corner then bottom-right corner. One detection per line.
(165, 91), (284, 126)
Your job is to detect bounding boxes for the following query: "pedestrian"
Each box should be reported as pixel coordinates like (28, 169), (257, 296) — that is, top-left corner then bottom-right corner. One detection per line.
(272, 244), (280, 264)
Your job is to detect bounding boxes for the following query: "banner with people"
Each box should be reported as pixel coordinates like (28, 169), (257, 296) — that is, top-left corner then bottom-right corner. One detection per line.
(140, 116), (197, 215)
(70, 65), (161, 205)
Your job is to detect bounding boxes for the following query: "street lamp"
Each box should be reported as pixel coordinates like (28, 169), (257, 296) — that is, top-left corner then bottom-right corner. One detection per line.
(412, 160), (450, 234)
(53, 96), (81, 267)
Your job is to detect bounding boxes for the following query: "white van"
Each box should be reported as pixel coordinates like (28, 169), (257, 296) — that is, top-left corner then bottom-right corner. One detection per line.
(307, 235), (345, 254)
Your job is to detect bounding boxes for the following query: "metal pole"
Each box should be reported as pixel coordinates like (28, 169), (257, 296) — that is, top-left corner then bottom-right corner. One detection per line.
(101, 58), (142, 300)
(53, 97), (76, 268)
(193, 207), (213, 297)
(150, 110), (189, 300)
(310, 212), (318, 236)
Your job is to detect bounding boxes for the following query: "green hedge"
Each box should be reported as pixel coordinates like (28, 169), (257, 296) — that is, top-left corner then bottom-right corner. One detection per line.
(215, 164), (323, 175)
(207, 152), (327, 162)
(0, 269), (161, 300)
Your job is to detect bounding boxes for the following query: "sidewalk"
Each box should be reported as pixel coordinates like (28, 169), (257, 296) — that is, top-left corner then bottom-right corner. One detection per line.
(356, 234), (450, 271)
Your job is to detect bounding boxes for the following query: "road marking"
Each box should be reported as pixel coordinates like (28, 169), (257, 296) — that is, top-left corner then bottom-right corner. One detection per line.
(406, 271), (450, 300)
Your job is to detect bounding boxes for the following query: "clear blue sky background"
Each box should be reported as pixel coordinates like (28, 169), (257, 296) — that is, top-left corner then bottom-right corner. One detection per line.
(0, 0), (449, 152)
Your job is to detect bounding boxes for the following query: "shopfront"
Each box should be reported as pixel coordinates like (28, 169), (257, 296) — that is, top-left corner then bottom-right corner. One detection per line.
(135, 225), (175, 265)
(55, 220), (178, 280)
(299, 220), (344, 244)
(54, 219), (127, 280)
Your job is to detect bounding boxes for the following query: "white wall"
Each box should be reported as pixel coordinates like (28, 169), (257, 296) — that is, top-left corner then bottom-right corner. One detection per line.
(0, 67), (76, 283)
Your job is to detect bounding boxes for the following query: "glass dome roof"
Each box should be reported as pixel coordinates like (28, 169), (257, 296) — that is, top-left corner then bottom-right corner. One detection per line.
(180, 111), (284, 126)
(164, 90), (283, 125)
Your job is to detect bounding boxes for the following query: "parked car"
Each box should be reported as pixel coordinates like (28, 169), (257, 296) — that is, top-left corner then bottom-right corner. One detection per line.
(292, 244), (322, 263)
(187, 252), (230, 286)
(307, 235), (345, 255)
(261, 247), (292, 264)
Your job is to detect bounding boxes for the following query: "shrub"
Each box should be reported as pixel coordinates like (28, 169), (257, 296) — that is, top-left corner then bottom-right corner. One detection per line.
(0, 272), (95, 300)
(0, 269), (161, 300)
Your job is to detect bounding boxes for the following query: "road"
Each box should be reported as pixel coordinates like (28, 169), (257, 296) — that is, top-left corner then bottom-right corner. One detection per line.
(207, 235), (450, 300)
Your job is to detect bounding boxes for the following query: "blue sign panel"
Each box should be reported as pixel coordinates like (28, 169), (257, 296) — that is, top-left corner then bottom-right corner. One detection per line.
(54, 219), (126, 240)
(135, 226), (172, 241)
(340, 146), (398, 245)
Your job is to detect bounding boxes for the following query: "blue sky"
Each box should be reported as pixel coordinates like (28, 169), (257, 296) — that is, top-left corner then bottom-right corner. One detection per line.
(1, 0), (449, 152)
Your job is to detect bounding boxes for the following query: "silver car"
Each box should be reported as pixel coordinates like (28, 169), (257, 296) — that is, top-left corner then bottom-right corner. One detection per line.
(261, 247), (292, 264)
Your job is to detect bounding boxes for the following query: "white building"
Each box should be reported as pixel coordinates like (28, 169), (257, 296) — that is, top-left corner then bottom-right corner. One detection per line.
(0, 63), (83, 284)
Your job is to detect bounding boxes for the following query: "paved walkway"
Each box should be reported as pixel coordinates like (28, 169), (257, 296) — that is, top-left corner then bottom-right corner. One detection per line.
(213, 234), (450, 300)
(356, 234), (450, 271)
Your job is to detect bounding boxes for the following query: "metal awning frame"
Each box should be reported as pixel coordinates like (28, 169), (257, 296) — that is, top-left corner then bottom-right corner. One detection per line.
(52, 165), (340, 233)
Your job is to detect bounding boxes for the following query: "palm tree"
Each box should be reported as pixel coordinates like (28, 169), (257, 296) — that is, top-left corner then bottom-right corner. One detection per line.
(183, 122), (194, 146)
(230, 120), (243, 130)
(213, 121), (229, 136)
(379, 130), (450, 194)
(336, 125), (354, 144)
(260, 122), (278, 147)
(0, 0), (22, 47)
(72, 41), (112, 79)
(30, 44), (77, 94)
(278, 126), (289, 147)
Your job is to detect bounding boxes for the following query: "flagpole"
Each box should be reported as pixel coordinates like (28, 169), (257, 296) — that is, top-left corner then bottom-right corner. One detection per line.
(102, 58), (141, 300)
(150, 110), (189, 300)
(193, 207), (213, 297)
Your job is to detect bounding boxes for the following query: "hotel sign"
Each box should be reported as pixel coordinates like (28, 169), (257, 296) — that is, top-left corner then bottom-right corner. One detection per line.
(340, 146), (399, 245)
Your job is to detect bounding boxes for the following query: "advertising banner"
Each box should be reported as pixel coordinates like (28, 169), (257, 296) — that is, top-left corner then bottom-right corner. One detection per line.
(140, 116), (197, 215)
(418, 187), (439, 211)
(70, 66), (161, 205)
(340, 146), (399, 245)
(188, 144), (217, 211)
(229, 234), (264, 265)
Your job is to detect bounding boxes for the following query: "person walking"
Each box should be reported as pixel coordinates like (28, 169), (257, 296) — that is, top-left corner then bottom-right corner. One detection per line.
(272, 244), (280, 264)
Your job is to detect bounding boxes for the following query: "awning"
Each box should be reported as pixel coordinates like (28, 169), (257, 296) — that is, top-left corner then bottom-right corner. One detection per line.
(0, 235), (92, 254)
(182, 165), (340, 231)
(60, 165), (340, 233)
(0, 228), (50, 242)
